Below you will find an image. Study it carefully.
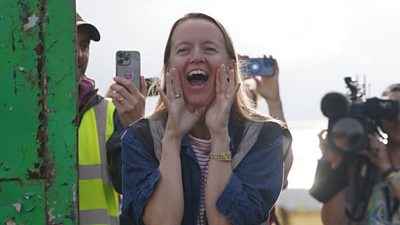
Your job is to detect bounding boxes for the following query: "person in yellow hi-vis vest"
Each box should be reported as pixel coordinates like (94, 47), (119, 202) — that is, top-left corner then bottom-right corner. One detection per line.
(76, 13), (147, 224)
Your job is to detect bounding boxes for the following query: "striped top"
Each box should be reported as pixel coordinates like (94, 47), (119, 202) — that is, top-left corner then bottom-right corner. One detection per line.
(189, 135), (211, 225)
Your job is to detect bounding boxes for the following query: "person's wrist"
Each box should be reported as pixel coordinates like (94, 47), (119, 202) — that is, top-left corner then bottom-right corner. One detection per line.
(211, 138), (230, 153)
(162, 131), (182, 144)
(264, 96), (281, 103)
(382, 165), (398, 180)
(209, 128), (229, 139)
(265, 98), (283, 109)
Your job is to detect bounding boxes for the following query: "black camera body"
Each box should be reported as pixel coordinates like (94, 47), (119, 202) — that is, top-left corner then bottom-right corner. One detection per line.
(239, 55), (275, 76)
(321, 77), (399, 153)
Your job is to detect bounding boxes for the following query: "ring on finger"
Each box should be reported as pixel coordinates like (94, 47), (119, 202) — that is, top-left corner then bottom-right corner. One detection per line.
(118, 96), (125, 102)
(174, 94), (181, 99)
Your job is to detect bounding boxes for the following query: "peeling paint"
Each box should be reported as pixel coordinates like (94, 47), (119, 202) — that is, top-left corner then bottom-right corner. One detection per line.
(24, 73), (37, 88)
(2, 1), (78, 223)
(27, 168), (43, 179)
(0, 178), (23, 185)
(6, 218), (16, 225)
(34, 43), (43, 55)
(47, 207), (55, 221)
(12, 202), (22, 213)
(45, 162), (55, 189)
(24, 193), (34, 199)
(23, 14), (38, 31)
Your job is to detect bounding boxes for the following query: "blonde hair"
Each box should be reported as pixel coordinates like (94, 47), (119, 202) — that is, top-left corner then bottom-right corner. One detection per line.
(150, 13), (275, 123)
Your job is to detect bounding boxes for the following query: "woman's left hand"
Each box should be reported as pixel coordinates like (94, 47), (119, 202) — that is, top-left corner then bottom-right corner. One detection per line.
(109, 76), (147, 127)
(205, 64), (240, 135)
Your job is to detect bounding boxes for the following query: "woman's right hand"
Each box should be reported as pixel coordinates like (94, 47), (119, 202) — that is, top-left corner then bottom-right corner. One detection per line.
(159, 68), (206, 141)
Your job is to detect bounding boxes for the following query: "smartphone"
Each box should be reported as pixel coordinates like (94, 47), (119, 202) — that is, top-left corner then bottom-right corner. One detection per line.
(239, 55), (275, 77)
(116, 50), (141, 89)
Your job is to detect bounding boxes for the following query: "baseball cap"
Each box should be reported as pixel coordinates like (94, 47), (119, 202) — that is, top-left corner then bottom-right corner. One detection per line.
(76, 13), (100, 42)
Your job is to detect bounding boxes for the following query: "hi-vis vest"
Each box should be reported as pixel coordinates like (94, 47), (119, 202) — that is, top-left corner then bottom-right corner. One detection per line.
(78, 99), (119, 225)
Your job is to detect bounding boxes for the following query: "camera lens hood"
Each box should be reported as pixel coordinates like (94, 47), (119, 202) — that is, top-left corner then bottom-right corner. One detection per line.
(328, 116), (368, 153)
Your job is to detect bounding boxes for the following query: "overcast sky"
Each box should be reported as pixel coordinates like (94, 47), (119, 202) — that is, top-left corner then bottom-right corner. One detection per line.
(77, 0), (400, 120)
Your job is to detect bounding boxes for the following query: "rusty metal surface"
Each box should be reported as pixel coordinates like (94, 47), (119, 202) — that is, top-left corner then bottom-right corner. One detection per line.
(0, 0), (77, 224)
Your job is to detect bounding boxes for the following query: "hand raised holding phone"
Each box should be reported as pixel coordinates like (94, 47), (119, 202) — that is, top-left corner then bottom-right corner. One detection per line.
(239, 54), (276, 77)
(108, 50), (147, 127)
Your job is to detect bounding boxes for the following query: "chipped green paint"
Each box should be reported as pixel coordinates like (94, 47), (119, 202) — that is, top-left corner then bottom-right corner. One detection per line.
(0, 0), (77, 224)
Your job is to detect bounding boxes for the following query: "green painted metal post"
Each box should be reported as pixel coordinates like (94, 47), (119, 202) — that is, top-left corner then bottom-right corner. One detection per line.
(0, 0), (78, 224)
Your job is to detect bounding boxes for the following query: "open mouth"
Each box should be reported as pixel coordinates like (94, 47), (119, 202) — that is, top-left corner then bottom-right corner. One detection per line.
(187, 69), (209, 86)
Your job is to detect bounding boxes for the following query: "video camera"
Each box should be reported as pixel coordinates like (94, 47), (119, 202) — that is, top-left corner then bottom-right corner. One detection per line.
(321, 77), (399, 153)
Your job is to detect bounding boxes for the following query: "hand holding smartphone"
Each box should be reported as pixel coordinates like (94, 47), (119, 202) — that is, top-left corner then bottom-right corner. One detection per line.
(116, 50), (141, 89)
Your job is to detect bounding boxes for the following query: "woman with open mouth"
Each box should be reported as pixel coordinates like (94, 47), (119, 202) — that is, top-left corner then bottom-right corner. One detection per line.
(120, 12), (291, 225)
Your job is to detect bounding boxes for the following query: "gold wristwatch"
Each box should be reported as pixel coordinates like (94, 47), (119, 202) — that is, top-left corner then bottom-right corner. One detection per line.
(209, 151), (231, 161)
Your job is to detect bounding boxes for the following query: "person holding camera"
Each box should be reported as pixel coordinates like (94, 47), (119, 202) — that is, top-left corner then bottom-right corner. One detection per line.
(76, 13), (147, 224)
(244, 56), (293, 189)
(310, 83), (400, 225)
(120, 12), (292, 225)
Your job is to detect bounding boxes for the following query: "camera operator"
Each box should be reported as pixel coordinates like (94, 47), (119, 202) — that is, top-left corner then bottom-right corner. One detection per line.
(310, 83), (400, 225)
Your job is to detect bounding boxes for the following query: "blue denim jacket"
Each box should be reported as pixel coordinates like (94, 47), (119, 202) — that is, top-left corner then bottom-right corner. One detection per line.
(121, 119), (284, 225)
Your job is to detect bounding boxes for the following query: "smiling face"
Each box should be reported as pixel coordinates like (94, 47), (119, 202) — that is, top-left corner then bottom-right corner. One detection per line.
(167, 18), (232, 109)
